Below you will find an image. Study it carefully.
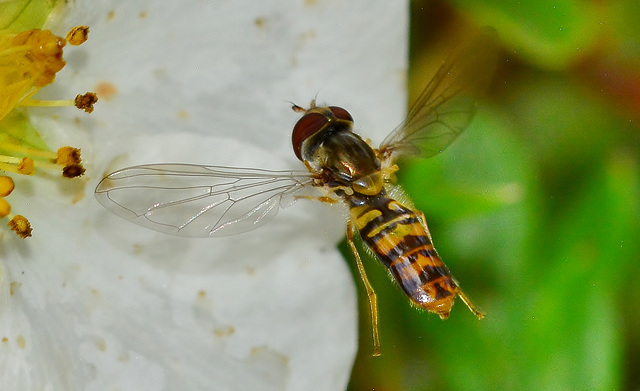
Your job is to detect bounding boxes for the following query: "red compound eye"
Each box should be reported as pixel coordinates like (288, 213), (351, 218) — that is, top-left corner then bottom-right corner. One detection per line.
(292, 112), (328, 160)
(329, 106), (353, 122)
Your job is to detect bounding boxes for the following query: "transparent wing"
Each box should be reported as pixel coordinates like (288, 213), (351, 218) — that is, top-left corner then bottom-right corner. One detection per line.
(379, 29), (498, 161)
(95, 164), (314, 237)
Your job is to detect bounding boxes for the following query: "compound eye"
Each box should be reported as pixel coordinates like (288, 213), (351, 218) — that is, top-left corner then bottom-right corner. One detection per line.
(329, 106), (353, 122)
(292, 112), (328, 160)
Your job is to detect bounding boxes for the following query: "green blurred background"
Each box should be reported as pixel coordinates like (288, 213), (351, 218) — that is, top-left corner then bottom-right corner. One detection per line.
(346, 0), (640, 390)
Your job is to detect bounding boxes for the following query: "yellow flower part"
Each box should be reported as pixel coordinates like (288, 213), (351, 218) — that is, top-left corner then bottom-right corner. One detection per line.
(0, 174), (31, 237)
(0, 197), (10, 217)
(65, 26), (90, 46)
(0, 175), (15, 196)
(0, 29), (64, 119)
(0, 26), (96, 119)
(0, 26), (96, 238)
(8, 214), (32, 238)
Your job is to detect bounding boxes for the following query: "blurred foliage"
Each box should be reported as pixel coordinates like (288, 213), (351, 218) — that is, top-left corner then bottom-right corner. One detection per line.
(0, 0), (56, 32)
(347, 0), (640, 390)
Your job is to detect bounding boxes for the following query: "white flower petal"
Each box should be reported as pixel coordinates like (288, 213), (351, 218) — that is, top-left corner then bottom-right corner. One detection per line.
(3, 0), (407, 390)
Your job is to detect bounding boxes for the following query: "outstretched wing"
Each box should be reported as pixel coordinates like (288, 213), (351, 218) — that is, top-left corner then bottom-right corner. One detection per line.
(95, 164), (314, 237)
(379, 30), (498, 161)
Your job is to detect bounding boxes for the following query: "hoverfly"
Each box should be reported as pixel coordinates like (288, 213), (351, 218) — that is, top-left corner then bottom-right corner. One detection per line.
(95, 31), (498, 356)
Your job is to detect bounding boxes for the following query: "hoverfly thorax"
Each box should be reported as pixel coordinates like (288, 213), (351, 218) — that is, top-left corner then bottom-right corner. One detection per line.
(292, 104), (382, 195)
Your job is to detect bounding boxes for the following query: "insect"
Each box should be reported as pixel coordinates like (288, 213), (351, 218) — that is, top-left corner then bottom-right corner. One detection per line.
(95, 32), (498, 356)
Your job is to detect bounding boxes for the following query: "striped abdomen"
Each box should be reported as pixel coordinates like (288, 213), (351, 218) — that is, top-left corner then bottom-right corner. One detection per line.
(349, 192), (461, 318)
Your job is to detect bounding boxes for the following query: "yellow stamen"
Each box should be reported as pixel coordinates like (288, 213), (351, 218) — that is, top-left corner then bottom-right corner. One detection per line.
(19, 92), (98, 113)
(0, 176), (15, 196)
(0, 156), (34, 175)
(0, 27), (97, 120)
(74, 92), (98, 113)
(0, 198), (10, 217)
(0, 143), (84, 176)
(0, 26), (93, 239)
(65, 26), (90, 46)
(57, 146), (81, 166)
(62, 164), (85, 178)
(24, 158), (59, 172)
(8, 215), (32, 238)
(17, 157), (34, 174)
(19, 99), (74, 107)
(0, 29), (64, 120)
(0, 140), (58, 160)
(9, 29), (66, 87)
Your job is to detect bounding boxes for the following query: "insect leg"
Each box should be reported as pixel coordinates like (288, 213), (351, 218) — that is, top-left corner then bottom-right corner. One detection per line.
(416, 211), (485, 319)
(456, 288), (485, 319)
(294, 194), (340, 204)
(346, 221), (381, 357)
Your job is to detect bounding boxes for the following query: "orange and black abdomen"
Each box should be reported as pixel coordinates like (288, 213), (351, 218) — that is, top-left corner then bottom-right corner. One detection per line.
(349, 192), (461, 318)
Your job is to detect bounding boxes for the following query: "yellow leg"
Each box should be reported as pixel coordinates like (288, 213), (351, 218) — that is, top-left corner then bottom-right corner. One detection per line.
(294, 194), (340, 204)
(457, 288), (485, 319)
(417, 211), (485, 319)
(346, 221), (381, 357)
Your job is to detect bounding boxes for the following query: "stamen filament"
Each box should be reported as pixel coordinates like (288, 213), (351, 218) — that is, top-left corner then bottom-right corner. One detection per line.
(0, 142), (58, 160)
(0, 153), (78, 172)
(0, 157), (34, 175)
(0, 161), (28, 175)
(19, 98), (77, 107)
(0, 155), (27, 164)
(30, 159), (61, 171)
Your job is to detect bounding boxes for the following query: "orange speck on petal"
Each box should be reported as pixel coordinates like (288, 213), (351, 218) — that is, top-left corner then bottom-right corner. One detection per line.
(95, 82), (117, 100)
